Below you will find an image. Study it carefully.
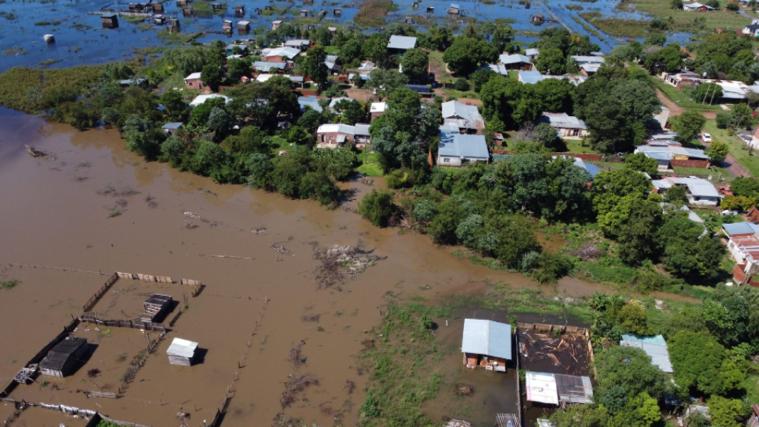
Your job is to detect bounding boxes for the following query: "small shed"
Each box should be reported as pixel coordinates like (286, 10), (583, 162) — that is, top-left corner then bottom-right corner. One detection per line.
(40, 337), (89, 377)
(167, 338), (199, 366)
(142, 293), (173, 322)
(152, 2), (164, 13)
(234, 5), (245, 16)
(525, 371), (559, 405)
(237, 20), (250, 33)
(461, 318), (512, 371)
(272, 19), (282, 30)
(222, 19), (233, 33)
(101, 14), (119, 29)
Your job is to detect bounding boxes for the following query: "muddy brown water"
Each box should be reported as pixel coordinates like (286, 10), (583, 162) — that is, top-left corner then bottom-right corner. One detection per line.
(0, 107), (680, 426)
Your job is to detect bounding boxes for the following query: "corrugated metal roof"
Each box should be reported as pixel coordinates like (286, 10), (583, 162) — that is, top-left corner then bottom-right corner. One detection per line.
(499, 53), (532, 65)
(253, 61), (287, 72)
(541, 112), (587, 130)
(442, 101), (484, 129)
(461, 319), (512, 359)
(723, 221), (759, 236)
(167, 337), (198, 358)
(518, 70), (545, 84)
(620, 334), (673, 373)
(439, 134), (490, 160)
(525, 371), (559, 405)
(387, 35), (417, 50)
(298, 96), (323, 112)
(317, 123), (355, 134)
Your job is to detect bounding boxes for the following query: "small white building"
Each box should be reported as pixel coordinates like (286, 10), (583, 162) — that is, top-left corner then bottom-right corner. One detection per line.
(167, 337), (199, 366)
(370, 102), (387, 121)
(651, 176), (721, 206)
(387, 35), (417, 51)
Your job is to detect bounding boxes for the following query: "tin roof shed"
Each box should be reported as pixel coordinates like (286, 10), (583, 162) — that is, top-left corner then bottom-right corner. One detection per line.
(461, 319), (512, 360)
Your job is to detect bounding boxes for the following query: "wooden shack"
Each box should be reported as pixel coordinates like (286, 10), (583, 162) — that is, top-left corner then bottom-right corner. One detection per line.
(40, 337), (89, 377)
(167, 337), (199, 366)
(101, 14), (119, 29)
(271, 19), (282, 30)
(176, 0), (191, 6)
(222, 19), (233, 33)
(237, 20), (250, 34)
(142, 293), (173, 323)
(299, 9), (310, 17)
(211, 2), (225, 11)
(153, 14), (166, 24)
(182, 6), (193, 16)
(333, 8), (341, 16)
(167, 17), (180, 32)
(152, 2), (164, 13)
(234, 5), (245, 16)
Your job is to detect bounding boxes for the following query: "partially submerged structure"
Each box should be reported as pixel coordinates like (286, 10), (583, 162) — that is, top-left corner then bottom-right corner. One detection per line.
(461, 319), (512, 372)
(142, 294), (173, 323)
(166, 338), (199, 366)
(40, 337), (89, 377)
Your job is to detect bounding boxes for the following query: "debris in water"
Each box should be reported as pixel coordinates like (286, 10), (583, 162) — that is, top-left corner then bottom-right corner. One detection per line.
(312, 243), (384, 288)
(288, 340), (307, 367)
(271, 242), (291, 255)
(280, 374), (319, 408)
(455, 383), (474, 396)
(145, 195), (158, 208)
(25, 145), (47, 158)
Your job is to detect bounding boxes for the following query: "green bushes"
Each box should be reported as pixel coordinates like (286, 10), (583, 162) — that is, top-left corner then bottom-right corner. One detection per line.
(359, 190), (396, 227)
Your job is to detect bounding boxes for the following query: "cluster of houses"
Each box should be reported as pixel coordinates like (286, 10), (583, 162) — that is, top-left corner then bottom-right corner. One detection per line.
(490, 49), (604, 82)
(661, 71), (759, 102)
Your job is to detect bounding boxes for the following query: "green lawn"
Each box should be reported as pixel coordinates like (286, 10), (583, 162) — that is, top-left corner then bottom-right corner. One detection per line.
(428, 50), (454, 86)
(672, 165), (733, 183)
(357, 150), (384, 177)
(564, 139), (597, 154)
(621, 0), (753, 33)
(703, 120), (759, 177)
(649, 77), (719, 113)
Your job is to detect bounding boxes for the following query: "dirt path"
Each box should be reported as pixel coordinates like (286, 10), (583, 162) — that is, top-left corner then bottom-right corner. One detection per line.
(725, 153), (751, 177)
(656, 89), (683, 117)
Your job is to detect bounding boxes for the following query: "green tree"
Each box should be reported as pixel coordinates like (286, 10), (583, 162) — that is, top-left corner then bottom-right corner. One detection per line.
(625, 152), (658, 175)
(159, 90), (189, 122)
(551, 404), (610, 427)
(484, 213), (541, 267)
(533, 78), (575, 113)
(301, 45), (329, 87)
(732, 177), (759, 198)
(669, 330), (727, 396)
(123, 115), (163, 160)
(443, 36), (497, 76)
(189, 140), (228, 181)
(690, 83), (723, 104)
(532, 123), (565, 151)
(708, 396), (746, 427)
(359, 190), (396, 227)
(201, 63), (223, 92)
(535, 47), (567, 75)
(226, 58), (251, 83)
(595, 346), (668, 412)
(400, 49), (429, 83)
(658, 213), (724, 283)
(706, 140), (729, 163)
(671, 111), (706, 144)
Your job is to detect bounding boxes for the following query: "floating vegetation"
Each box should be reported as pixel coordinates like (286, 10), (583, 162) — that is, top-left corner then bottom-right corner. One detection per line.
(0, 11), (17, 20)
(0, 279), (20, 290)
(34, 19), (62, 26)
(355, 0), (395, 26)
(71, 22), (92, 31)
(2, 47), (25, 56)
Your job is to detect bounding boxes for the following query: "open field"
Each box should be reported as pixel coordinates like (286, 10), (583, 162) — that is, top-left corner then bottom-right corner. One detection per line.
(703, 119), (759, 177)
(620, 0), (754, 32)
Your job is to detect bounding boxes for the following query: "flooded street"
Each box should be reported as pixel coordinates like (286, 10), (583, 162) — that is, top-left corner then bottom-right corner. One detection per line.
(0, 106), (618, 425)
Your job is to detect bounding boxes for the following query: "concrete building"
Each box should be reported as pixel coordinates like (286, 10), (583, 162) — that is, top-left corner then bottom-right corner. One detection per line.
(461, 319), (512, 372)
(167, 337), (199, 366)
(184, 72), (204, 90)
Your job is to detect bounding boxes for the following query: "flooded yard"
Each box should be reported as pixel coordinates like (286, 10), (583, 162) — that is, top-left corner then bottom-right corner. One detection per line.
(0, 0), (653, 72)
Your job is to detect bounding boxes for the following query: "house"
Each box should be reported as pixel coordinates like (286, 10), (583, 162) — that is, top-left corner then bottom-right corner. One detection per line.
(255, 74), (303, 85)
(142, 294), (173, 323)
(438, 133), (489, 166)
(167, 337), (199, 366)
(540, 112), (588, 139)
(184, 72), (204, 90)
(324, 54), (339, 73)
(441, 101), (485, 134)
(651, 176), (722, 206)
(662, 71), (701, 88)
(237, 20), (250, 34)
(742, 19), (759, 37)
(354, 123), (371, 149)
(284, 39), (311, 49)
(525, 48), (540, 61)
(260, 46), (300, 62)
(461, 319), (512, 371)
(722, 222), (759, 285)
(571, 55), (605, 76)
(620, 334), (673, 373)
(387, 35), (417, 51)
(40, 337), (89, 377)
(357, 61), (377, 80)
(162, 122), (183, 135)
(316, 123), (356, 148)
(271, 19), (283, 31)
(683, 1), (714, 11)
(518, 70), (545, 85)
(749, 127), (759, 150)
(189, 94), (230, 107)
(298, 95), (323, 112)
(499, 53), (533, 70)
(525, 371), (594, 406)
(370, 102), (387, 121)
(634, 144), (710, 169)
(253, 61), (288, 73)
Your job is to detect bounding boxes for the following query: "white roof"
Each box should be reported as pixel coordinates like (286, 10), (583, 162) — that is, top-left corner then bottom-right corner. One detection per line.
(166, 337), (198, 358)
(541, 112), (587, 130)
(354, 123), (371, 136)
(635, 144), (710, 161)
(500, 53), (532, 65)
(442, 101), (484, 130)
(284, 39), (310, 48)
(525, 371), (559, 405)
(652, 176), (720, 199)
(189, 94), (230, 107)
(370, 102), (387, 113)
(261, 46), (300, 59)
(317, 123), (356, 134)
(525, 48), (540, 57)
(461, 319), (512, 359)
(620, 334), (673, 373)
(184, 72), (202, 81)
(571, 55), (605, 64)
(387, 35), (417, 50)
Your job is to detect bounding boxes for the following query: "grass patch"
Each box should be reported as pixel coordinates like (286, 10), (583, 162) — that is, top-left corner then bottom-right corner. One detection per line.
(703, 119), (759, 177)
(355, 0), (395, 26)
(649, 76), (719, 113)
(580, 12), (647, 38)
(0, 279), (20, 290)
(564, 139), (597, 154)
(672, 165), (733, 183)
(428, 50), (454, 86)
(0, 65), (106, 112)
(357, 150), (384, 176)
(619, 0), (753, 33)
(360, 300), (449, 425)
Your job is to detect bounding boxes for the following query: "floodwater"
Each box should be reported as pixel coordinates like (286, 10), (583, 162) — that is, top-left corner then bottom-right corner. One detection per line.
(0, 106), (669, 426)
(0, 0), (654, 72)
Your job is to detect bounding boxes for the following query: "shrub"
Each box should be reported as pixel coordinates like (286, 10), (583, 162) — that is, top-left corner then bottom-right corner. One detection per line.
(359, 190), (396, 227)
(453, 78), (470, 91)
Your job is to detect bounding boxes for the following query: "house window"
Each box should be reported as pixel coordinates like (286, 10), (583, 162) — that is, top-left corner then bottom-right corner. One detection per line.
(443, 158), (449, 163)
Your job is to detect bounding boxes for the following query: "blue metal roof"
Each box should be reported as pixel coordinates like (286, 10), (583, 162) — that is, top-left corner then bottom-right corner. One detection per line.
(438, 134), (489, 160)
(462, 319), (512, 360)
(723, 221), (759, 236)
(620, 334), (673, 373)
